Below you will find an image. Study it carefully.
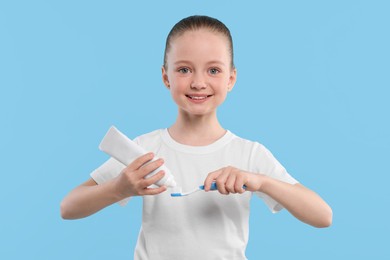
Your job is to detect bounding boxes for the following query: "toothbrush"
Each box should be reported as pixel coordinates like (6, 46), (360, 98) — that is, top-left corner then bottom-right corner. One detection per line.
(170, 182), (246, 197)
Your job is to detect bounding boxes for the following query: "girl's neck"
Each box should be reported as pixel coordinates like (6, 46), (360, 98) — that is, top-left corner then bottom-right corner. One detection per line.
(168, 111), (226, 146)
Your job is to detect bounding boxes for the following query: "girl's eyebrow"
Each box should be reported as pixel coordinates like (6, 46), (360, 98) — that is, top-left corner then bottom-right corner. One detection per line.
(206, 60), (226, 66)
(173, 60), (226, 66)
(174, 60), (192, 65)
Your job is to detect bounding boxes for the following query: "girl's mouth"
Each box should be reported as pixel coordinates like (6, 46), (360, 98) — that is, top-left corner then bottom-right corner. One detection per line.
(185, 95), (213, 100)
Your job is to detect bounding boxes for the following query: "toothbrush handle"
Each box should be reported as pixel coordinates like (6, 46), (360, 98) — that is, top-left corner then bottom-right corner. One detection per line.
(200, 182), (247, 190)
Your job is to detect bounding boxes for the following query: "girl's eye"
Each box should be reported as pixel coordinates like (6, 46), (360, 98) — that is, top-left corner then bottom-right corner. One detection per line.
(209, 68), (220, 75)
(178, 68), (190, 74)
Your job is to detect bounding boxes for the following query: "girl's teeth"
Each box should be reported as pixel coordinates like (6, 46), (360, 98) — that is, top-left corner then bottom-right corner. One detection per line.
(188, 95), (210, 100)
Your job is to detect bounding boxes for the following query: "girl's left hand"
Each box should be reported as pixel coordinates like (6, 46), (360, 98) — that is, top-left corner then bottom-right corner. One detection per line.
(204, 166), (265, 195)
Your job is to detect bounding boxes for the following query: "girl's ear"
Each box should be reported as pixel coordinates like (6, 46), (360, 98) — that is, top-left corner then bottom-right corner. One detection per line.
(161, 66), (170, 89)
(227, 68), (237, 92)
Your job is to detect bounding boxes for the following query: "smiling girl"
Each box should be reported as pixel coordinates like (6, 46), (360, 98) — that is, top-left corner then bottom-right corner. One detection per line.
(61, 15), (332, 260)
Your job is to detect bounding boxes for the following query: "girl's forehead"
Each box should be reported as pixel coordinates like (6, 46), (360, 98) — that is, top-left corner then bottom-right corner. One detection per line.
(173, 28), (227, 44)
(168, 29), (230, 62)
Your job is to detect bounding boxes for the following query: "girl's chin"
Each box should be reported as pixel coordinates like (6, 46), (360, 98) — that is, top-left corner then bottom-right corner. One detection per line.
(179, 108), (216, 117)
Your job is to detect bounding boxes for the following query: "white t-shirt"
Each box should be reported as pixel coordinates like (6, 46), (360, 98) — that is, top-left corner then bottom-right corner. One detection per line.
(91, 129), (298, 260)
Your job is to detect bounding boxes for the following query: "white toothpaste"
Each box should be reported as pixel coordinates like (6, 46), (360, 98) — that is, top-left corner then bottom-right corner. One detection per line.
(99, 126), (177, 188)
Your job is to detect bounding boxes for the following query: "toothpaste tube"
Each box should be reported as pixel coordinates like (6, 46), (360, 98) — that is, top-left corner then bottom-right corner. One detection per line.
(99, 126), (177, 188)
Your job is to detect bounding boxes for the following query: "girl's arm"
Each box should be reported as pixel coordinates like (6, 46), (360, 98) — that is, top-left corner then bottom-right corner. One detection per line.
(60, 178), (121, 219)
(204, 166), (332, 228)
(256, 177), (332, 228)
(60, 153), (167, 220)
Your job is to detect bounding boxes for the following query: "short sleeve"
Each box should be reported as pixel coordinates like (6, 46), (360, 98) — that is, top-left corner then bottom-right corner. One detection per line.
(249, 143), (299, 213)
(90, 157), (130, 206)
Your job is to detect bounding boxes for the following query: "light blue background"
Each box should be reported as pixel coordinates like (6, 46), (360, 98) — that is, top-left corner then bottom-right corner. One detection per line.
(1, 1), (389, 259)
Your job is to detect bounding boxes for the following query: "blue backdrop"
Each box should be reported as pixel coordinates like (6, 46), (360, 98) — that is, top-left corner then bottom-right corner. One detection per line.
(1, 1), (389, 259)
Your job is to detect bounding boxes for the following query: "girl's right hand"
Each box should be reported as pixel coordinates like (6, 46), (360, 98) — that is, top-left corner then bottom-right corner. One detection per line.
(113, 152), (167, 199)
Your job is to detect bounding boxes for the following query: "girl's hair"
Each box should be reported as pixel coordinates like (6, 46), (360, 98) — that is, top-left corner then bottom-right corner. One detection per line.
(163, 15), (235, 69)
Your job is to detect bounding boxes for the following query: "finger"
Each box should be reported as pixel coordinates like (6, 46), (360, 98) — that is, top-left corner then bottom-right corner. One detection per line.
(225, 173), (237, 193)
(141, 185), (167, 196)
(235, 174), (246, 194)
(127, 153), (155, 171)
(138, 158), (164, 178)
(216, 169), (230, 195)
(141, 170), (165, 187)
(204, 169), (222, 191)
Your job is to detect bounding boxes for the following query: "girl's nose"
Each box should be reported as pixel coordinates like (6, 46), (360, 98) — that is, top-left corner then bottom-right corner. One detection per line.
(190, 73), (207, 89)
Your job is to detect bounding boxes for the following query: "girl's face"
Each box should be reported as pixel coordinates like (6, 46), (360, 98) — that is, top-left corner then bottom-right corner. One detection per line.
(162, 29), (236, 117)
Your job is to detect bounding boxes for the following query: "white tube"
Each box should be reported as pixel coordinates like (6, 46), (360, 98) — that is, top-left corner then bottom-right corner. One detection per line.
(99, 126), (177, 188)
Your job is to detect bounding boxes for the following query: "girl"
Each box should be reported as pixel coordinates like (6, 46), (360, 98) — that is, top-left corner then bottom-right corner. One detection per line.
(61, 15), (332, 260)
